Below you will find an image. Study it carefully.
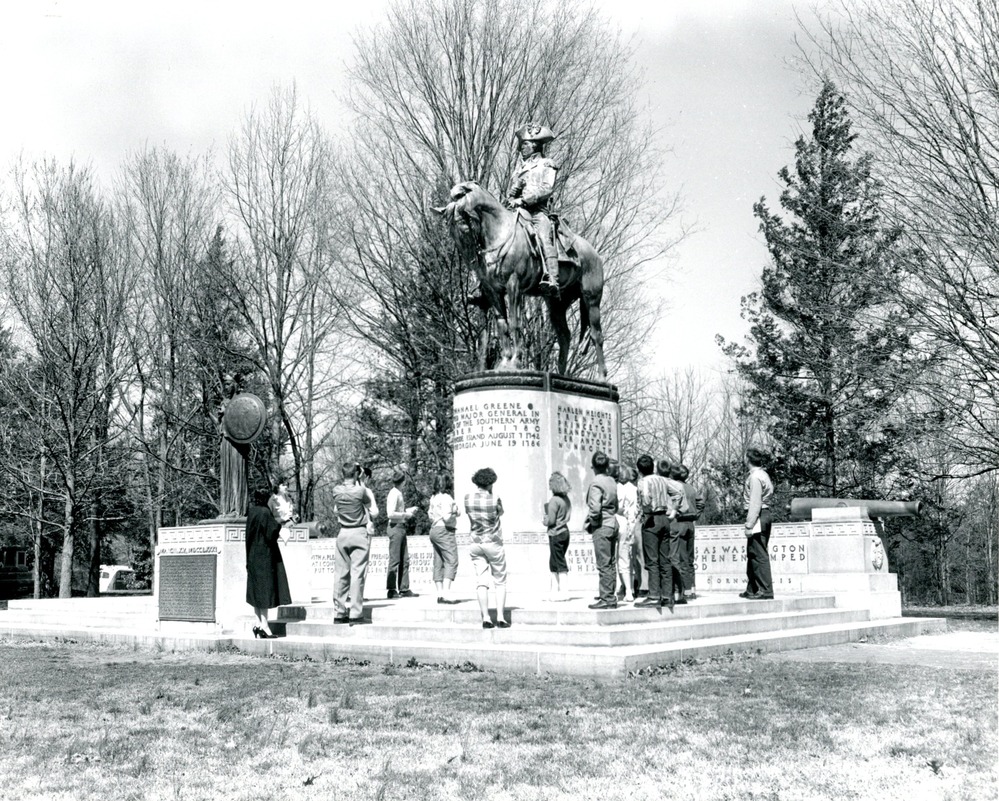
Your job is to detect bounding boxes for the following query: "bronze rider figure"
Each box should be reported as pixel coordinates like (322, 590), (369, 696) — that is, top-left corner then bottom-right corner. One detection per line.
(505, 123), (560, 294)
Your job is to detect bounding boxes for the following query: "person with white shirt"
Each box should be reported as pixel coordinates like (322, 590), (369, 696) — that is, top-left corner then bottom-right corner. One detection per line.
(386, 469), (418, 599)
(331, 462), (379, 625)
(428, 474), (461, 604)
(741, 447), (775, 600)
(615, 465), (639, 603)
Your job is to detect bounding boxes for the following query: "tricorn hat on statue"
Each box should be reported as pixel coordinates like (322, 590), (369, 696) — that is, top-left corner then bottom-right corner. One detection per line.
(515, 122), (556, 144)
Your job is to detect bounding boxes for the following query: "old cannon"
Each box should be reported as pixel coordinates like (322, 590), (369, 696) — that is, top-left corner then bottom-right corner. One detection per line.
(789, 498), (922, 521)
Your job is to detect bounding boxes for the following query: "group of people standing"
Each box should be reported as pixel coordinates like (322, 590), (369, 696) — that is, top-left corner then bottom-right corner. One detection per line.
(546, 447), (775, 611)
(546, 451), (707, 612)
(329, 463), (479, 624)
(244, 446), (775, 634)
(326, 463), (511, 629)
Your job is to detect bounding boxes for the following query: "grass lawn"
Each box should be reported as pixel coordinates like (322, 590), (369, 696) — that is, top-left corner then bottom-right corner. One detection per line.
(0, 629), (995, 801)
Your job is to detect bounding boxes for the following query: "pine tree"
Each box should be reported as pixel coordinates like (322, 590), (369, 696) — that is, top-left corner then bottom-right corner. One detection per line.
(719, 80), (919, 498)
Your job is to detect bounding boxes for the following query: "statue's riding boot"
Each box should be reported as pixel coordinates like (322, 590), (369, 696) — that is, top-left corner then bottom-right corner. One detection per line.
(539, 235), (560, 295)
(539, 257), (560, 295)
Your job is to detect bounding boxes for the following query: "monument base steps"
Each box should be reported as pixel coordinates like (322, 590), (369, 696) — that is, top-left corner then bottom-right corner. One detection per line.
(0, 594), (944, 677)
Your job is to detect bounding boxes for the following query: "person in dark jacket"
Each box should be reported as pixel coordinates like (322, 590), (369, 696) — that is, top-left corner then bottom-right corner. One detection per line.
(586, 451), (619, 610)
(245, 487), (291, 638)
(670, 463), (706, 601)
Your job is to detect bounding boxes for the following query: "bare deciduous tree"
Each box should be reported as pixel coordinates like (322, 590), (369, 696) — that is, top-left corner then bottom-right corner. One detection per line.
(118, 146), (221, 553)
(344, 0), (684, 368)
(222, 85), (352, 517)
(801, 0), (999, 473)
(340, 0), (685, 475)
(621, 367), (718, 475)
(1, 159), (133, 596)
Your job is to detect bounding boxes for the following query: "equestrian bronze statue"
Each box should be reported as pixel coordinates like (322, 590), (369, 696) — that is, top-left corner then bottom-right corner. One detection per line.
(436, 125), (607, 378)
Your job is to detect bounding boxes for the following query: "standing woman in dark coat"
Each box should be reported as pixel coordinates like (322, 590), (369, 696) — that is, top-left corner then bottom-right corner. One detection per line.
(245, 487), (291, 638)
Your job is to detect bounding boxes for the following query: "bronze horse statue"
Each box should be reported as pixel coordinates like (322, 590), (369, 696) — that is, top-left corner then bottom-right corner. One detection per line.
(437, 181), (606, 377)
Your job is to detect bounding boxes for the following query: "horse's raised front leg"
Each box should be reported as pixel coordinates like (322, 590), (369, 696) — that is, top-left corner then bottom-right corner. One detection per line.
(547, 294), (572, 375)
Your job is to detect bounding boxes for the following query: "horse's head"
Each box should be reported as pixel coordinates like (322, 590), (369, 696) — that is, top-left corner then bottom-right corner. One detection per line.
(432, 181), (491, 245)
(434, 181), (485, 255)
(449, 181), (480, 203)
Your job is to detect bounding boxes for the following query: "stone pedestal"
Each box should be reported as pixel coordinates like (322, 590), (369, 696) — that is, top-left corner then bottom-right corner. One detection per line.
(800, 507), (900, 618)
(452, 371), (620, 536)
(692, 507), (899, 618)
(310, 532), (603, 601)
(155, 521), (312, 633)
(183, 508), (898, 622)
(305, 507), (899, 619)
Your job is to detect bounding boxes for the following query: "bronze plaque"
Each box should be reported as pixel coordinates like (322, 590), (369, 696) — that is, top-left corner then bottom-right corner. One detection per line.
(158, 555), (217, 622)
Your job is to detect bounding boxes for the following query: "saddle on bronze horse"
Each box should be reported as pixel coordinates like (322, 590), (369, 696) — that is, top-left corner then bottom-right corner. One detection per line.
(513, 209), (580, 292)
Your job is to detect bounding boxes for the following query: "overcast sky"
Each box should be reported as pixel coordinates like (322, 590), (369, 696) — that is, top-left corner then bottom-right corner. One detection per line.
(0, 0), (820, 373)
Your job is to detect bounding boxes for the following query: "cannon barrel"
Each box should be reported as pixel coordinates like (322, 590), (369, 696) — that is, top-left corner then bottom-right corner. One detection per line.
(790, 498), (922, 520)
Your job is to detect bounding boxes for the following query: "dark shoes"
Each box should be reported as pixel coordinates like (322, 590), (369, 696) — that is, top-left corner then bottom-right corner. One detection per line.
(387, 590), (399, 599)
(333, 616), (350, 625)
(496, 620), (510, 628)
(252, 626), (278, 639)
(747, 593), (774, 600)
(348, 618), (369, 626)
(674, 597), (688, 605)
(685, 592), (698, 601)
(482, 621), (494, 629)
(588, 600), (618, 610)
(399, 590), (419, 598)
(738, 591), (752, 598)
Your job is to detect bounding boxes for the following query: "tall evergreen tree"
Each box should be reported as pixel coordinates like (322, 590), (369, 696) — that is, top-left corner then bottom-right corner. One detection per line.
(719, 80), (920, 499)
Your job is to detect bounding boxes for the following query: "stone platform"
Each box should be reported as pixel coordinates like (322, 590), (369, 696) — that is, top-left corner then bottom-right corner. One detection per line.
(0, 593), (944, 677)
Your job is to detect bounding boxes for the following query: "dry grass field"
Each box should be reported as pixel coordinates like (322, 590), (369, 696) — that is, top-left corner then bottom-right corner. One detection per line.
(0, 623), (995, 801)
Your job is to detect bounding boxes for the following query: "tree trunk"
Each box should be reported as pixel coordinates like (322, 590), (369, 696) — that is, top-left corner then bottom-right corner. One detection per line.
(987, 520), (996, 606)
(58, 493), (75, 598)
(33, 521), (41, 599)
(33, 448), (46, 600)
(936, 526), (949, 606)
(986, 480), (997, 606)
(86, 494), (101, 597)
(964, 531), (973, 605)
